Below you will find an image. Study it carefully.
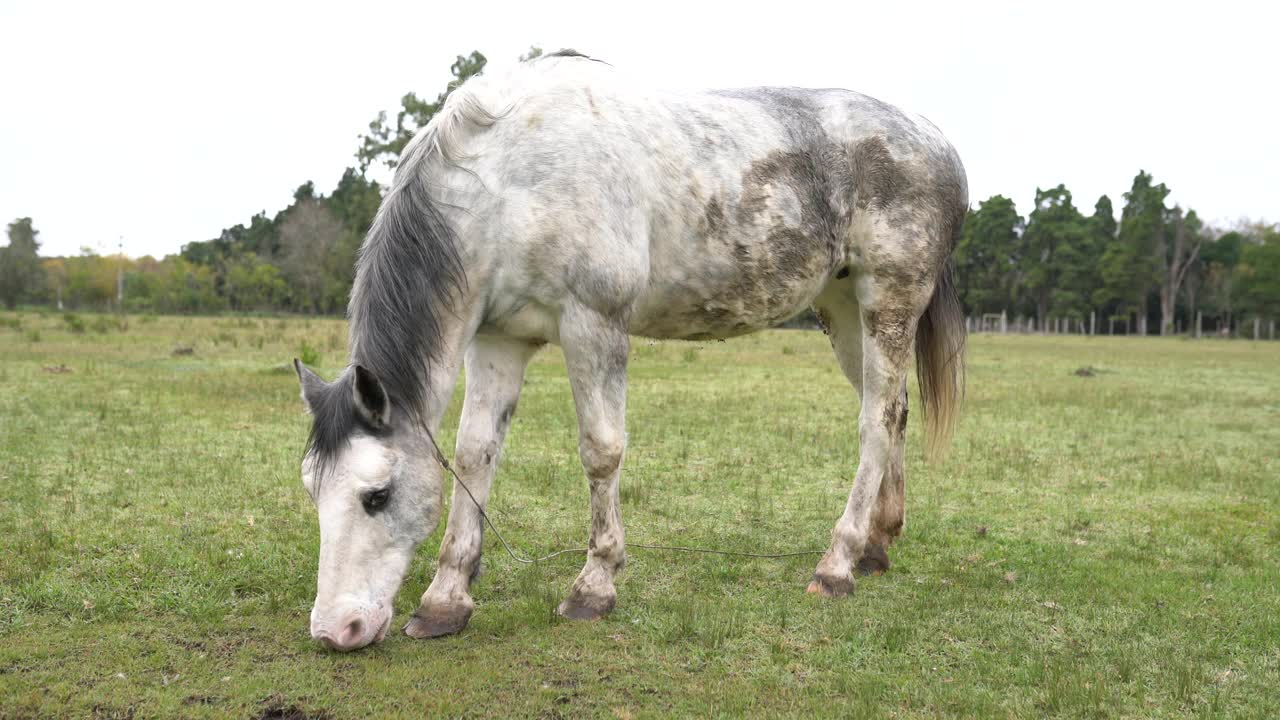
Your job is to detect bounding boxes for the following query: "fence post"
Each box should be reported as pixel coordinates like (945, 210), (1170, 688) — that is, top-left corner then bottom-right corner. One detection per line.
(1001, 310), (1008, 334)
(1196, 311), (1202, 338)
(1254, 317), (1261, 340)
(1090, 311), (1096, 336)
(1270, 318), (1275, 340)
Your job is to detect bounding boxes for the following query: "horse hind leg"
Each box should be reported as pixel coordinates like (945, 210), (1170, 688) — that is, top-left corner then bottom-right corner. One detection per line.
(812, 272), (908, 583)
(808, 224), (939, 597)
(859, 377), (906, 575)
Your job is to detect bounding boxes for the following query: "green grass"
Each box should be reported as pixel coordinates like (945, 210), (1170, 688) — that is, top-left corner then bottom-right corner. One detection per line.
(1, 311), (1278, 718)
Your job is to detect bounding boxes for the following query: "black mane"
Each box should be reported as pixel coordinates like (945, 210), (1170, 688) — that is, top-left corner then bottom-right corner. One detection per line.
(306, 137), (465, 471)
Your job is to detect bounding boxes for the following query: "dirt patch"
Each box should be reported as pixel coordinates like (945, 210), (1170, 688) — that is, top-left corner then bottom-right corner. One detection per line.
(258, 701), (332, 720)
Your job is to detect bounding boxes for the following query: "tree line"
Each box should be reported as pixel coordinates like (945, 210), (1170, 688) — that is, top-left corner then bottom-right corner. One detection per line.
(2, 46), (1278, 336)
(0, 49), (494, 317)
(955, 176), (1279, 336)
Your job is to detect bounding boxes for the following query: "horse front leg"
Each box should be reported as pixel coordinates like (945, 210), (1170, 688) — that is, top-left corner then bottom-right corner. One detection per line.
(404, 335), (541, 638)
(557, 304), (629, 620)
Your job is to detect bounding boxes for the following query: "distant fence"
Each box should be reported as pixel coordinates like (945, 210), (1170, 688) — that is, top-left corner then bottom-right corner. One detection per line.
(968, 311), (1277, 339)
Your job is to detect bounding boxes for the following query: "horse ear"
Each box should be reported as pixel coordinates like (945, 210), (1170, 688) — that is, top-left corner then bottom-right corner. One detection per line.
(352, 365), (391, 428)
(294, 358), (326, 414)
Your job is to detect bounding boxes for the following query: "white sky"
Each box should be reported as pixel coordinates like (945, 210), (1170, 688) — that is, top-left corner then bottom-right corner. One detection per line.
(2, 0), (1276, 259)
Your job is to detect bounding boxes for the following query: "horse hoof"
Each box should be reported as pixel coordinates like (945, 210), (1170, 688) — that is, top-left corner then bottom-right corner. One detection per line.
(403, 602), (473, 639)
(806, 573), (855, 598)
(556, 592), (615, 621)
(856, 544), (891, 576)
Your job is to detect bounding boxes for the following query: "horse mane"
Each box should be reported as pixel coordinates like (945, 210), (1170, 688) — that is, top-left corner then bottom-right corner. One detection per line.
(305, 98), (482, 470)
(305, 53), (609, 469)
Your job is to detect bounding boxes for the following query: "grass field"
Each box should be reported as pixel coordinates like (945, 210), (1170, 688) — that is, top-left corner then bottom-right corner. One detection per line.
(1, 311), (1278, 718)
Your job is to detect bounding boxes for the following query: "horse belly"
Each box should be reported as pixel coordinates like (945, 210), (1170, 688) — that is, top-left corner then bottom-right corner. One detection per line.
(631, 222), (836, 340)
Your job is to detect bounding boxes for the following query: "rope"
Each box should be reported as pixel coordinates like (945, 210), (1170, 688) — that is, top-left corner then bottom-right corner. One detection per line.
(422, 426), (825, 565)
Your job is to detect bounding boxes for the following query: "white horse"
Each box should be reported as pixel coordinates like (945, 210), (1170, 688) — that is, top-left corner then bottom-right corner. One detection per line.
(293, 51), (966, 651)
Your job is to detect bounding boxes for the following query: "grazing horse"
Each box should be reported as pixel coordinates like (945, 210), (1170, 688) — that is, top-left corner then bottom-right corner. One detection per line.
(294, 51), (966, 652)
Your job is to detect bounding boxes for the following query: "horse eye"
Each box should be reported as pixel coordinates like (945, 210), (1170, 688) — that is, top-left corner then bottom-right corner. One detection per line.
(361, 487), (391, 514)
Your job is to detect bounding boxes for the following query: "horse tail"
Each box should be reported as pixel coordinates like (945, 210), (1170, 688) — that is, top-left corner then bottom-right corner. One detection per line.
(914, 215), (967, 461)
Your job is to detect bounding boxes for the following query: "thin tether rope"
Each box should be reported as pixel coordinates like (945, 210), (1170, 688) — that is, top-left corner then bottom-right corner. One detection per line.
(422, 426), (825, 564)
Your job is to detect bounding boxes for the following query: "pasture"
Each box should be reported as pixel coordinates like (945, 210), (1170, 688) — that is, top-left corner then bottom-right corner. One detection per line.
(1, 312), (1277, 718)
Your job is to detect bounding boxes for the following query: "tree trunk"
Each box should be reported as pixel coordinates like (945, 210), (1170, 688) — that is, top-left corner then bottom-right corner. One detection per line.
(1159, 208), (1202, 337)
(1187, 278), (1198, 336)
(1160, 290), (1174, 336)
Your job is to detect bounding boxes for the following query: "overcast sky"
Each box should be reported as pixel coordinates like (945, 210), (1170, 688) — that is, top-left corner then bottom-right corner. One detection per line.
(2, 0), (1275, 258)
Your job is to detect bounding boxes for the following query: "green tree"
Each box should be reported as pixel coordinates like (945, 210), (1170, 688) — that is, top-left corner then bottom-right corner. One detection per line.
(64, 249), (115, 309)
(1069, 195), (1116, 328)
(356, 51), (488, 172)
(323, 169), (384, 310)
(1237, 224), (1280, 323)
(153, 256), (224, 313)
(275, 198), (345, 313)
(1, 218), (44, 309)
(41, 257), (68, 309)
(1201, 231), (1243, 332)
(223, 251), (289, 311)
(1022, 185), (1087, 326)
(1100, 171), (1169, 334)
(954, 195), (1024, 318)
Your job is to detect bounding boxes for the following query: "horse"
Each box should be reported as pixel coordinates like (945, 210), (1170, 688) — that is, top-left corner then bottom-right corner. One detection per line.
(293, 50), (967, 652)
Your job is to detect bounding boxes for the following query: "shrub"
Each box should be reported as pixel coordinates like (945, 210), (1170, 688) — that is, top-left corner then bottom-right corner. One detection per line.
(89, 315), (129, 334)
(63, 314), (85, 334)
(298, 341), (321, 367)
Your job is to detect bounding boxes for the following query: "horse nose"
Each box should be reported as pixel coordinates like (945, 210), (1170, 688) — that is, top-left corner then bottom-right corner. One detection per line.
(313, 615), (368, 652)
